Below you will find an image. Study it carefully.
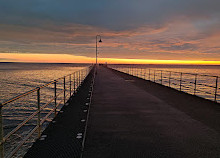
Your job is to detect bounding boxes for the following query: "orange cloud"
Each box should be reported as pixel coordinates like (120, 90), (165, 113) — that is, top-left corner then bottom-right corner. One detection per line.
(0, 18), (219, 62)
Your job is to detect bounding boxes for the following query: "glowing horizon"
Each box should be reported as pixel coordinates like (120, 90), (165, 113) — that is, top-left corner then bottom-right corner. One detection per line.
(1, 53), (220, 65)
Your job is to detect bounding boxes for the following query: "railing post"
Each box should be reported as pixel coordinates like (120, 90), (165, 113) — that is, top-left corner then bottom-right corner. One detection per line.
(194, 74), (197, 95)
(141, 68), (142, 78)
(82, 69), (84, 81)
(84, 69), (86, 78)
(180, 72), (182, 91)
(135, 68), (137, 76)
(79, 71), (81, 86)
(74, 73), (76, 94)
(70, 74), (71, 97)
(137, 68), (138, 77)
(54, 80), (57, 116)
(144, 69), (146, 80)
(82, 70), (83, 82)
(77, 71), (79, 90)
(169, 71), (171, 87)
(154, 70), (155, 82)
(161, 70), (163, 84)
(149, 69), (150, 81)
(76, 71), (78, 89)
(136, 68), (138, 77)
(214, 76), (218, 102)
(64, 77), (66, 104)
(0, 105), (4, 158)
(37, 88), (41, 138)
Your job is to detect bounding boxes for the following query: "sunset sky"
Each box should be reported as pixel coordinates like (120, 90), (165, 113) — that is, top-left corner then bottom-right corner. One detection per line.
(0, 0), (220, 64)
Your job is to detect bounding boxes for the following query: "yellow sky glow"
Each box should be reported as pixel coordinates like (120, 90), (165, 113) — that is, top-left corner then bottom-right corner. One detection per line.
(1, 53), (220, 65)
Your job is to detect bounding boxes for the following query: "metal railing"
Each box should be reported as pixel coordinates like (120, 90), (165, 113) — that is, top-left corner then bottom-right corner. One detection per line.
(0, 66), (93, 158)
(111, 67), (219, 103)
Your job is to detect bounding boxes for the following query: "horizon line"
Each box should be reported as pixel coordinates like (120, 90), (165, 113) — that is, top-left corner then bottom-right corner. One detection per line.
(1, 61), (220, 66)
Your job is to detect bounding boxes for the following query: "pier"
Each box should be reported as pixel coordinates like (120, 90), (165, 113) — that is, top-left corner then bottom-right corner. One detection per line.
(1, 65), (220, 157)
(24, 65), (220, 158)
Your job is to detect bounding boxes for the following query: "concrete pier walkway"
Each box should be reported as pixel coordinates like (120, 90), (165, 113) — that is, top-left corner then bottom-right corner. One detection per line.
(83, 66), (220, 158)
(25, 66), (220, 158)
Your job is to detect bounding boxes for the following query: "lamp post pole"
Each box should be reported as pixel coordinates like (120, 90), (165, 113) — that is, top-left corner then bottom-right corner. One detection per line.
(96, 35), (102, 65)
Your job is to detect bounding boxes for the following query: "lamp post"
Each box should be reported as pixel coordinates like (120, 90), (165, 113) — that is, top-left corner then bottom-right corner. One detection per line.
(96, 35), (102, 65)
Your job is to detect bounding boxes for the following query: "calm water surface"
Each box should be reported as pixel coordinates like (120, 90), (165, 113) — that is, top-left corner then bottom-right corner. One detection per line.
(0, 63), (89, 102)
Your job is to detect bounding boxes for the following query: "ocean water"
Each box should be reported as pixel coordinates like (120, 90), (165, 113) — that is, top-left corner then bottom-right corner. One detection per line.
(110, 64), (220, 103)
(0, 62), (90, 157)
(0, 63), (89, 103)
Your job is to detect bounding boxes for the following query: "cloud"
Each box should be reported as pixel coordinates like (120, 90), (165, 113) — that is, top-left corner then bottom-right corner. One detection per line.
(159, 43), (198, 51)
(0, 0), (220, 30)
(0, 0), (219, 61)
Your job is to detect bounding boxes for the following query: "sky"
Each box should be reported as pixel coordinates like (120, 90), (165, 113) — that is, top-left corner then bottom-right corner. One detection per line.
(0, 0), (220, 64)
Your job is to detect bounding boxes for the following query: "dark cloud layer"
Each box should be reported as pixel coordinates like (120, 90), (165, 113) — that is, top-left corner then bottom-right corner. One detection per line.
(0, 0), (220, 30)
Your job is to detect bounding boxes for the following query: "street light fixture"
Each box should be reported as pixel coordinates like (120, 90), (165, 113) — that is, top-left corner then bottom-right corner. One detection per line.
(96, 35), (102, 65)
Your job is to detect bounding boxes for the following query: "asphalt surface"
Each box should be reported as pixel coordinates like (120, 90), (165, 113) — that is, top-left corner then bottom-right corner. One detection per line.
(83, 66), (220, 158)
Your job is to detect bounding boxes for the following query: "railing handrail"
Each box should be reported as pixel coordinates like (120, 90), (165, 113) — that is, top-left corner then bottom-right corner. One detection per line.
(0, 67), (91, 107)
(1, 88), (39, 107)
(111, 66), (219, 103)
(150, 69), (218, 90)
(0, 65), (94, 158)
(148, 68), (219, 78)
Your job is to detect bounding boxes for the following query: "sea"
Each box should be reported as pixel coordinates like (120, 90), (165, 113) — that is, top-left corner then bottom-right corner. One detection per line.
(0, 62), (220, 157)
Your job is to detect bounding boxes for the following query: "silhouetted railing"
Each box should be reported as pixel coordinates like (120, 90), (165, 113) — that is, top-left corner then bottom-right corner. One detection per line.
(111, 67), (219, 103)
(0, 66), (93, 158)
